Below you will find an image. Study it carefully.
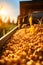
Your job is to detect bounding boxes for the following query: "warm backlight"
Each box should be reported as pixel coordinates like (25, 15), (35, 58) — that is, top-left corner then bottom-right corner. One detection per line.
(0, 9), (7, 16)
(0, 6), (7, 16)
(0, 6), (8, 22)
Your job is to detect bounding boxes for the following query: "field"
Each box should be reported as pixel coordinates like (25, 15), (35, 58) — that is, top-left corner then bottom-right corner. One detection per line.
(0, 22), (16, 38)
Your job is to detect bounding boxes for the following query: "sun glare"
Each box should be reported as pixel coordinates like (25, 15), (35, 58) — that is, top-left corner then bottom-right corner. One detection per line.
(1, 9), (7, 15)
(0, 4), (17, 23)
(0, 8), (7, 16)
(0, 6), (8, 22)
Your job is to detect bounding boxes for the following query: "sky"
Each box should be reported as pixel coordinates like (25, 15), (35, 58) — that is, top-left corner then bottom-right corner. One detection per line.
(0, 0), (32, 22)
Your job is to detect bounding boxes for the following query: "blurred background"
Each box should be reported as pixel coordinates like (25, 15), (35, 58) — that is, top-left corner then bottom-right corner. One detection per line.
(0, 0), (31, 23)
(0, 0), (43, 38)
(0, 0), (32, 38)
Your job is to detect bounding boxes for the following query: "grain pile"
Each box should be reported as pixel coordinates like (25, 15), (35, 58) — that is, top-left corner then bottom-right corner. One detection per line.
(0, 24), (43, 65)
